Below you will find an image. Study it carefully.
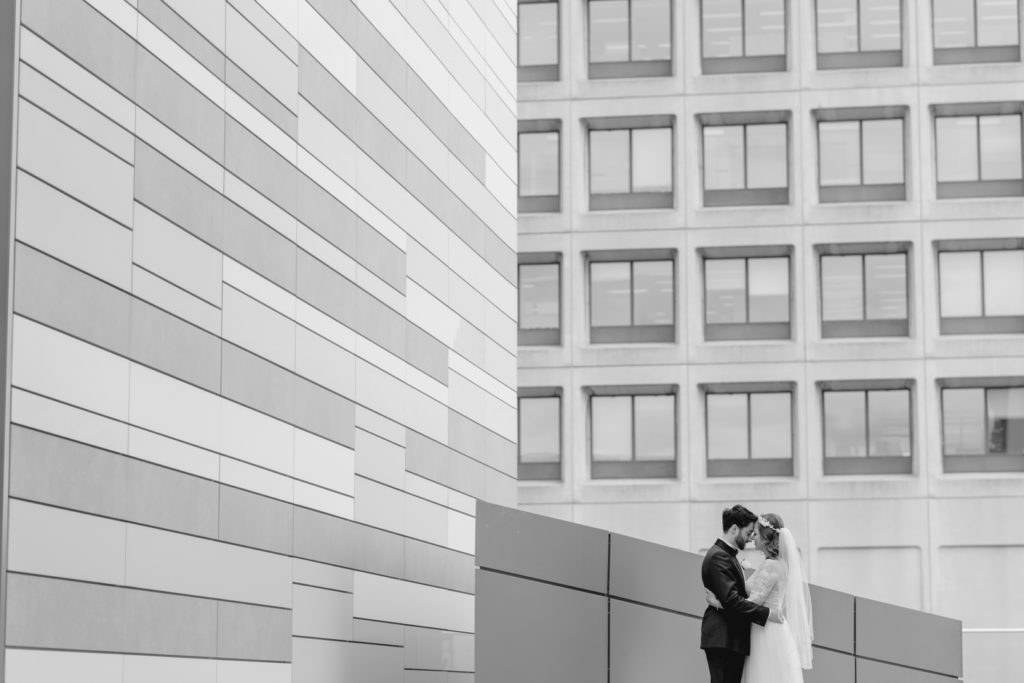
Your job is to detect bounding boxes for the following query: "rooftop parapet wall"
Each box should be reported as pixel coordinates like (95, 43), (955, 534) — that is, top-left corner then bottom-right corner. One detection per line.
(476, 501), (963, 683)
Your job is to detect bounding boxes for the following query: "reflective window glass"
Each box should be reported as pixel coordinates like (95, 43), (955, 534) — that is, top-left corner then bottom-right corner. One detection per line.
(591, 261), (632, 326)
(983, 250), (1024, 315)
(632, 128), (672, 192)
(705, 259), (747, 323)
(943, 388), (987, 455)
(978, 0), (1020, 46)
(702, 0), (743, 58)
(519, 263), (560, 330)
(589, 0), (629, 63)
(824, 391), (867, 457)
(863, 119), (904, 184)
(864, 253), (908, 320)
(748, 257), (790, 323)
(751, 393), (792, 459)
(936, 117), (980, 182)
(868, 389), (911, 456)
(939, 251), (983, 317)
(861, 0), (902, 51)
(822, 255), (864, 321)
(631, 0), (671, 60)
(934, 0), (975, 48)
(519, 132), (559, 197)
(633, 260), (674, 325)
(703, 126), (746, 190)
(979, 115), (1023, 181)
(746, 124), (788, 189)
(746, 0), (786, 56)
(817, 0), (858, 53)
(590, 130), (630, 193)
(592, 396), (633, 461)
(819, 121), (861, 186)
(988, 387), (1024, 454)
(519, 397), (561, 463)
(708, 394), (749, 461)
(635, 395), (675, 460)
(519, 2), (559, 66)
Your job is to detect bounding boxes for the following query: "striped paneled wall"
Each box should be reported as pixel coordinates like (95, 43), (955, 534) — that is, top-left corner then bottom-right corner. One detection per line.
(2, 0), (517, 681)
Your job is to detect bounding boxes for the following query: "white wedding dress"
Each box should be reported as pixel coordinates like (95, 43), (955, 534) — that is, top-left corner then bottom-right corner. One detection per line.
(742, 559), (805, 683)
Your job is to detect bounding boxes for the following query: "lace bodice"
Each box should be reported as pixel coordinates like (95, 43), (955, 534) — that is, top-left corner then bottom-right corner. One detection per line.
(746, 559), (787, 613)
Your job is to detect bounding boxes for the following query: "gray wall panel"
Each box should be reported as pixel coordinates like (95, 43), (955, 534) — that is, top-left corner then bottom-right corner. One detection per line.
(138, 0), (225, 79)
(350, 520), (406, 578)
(292, 506), (358, 568)
(134, 141), (224, 249)
(226, 60), (297, 139)
(224, 116), (296, 216)
(295, 171), (358, 257)
(355, 619), (405, 647)
(292, 371), (356, 448)
(857, 658), (960, 683)
(135, 47), (225, 163)
(21, 0), (137, 97)
(217, 601), (292, 662)
(13, 243), (131, 357)
(356, 288), (407, 358)
(475, 569), (607, 683)
(803, 647), (856, 683)
(9, 426), (220, 538)
(404, 626), (474, 673)
(219, 484), (294, 555)
(406, 430), (487, 501)
(857, 597), (963, 678)
(6, 574), (218, 656)
(404, 537), (474, 594)
(809, 585), (854, 653)
(405, 323), (448, 385)
(296, 249), (358, 328)
(476, 501), (608, 594)
(356, 217), (406, 293)
(131, 297), (222, 393)
(222, 198), (297, 293)
(609, 533), (705, 616)
(448, 410), (516, 478)
(609, 599), (703, 683)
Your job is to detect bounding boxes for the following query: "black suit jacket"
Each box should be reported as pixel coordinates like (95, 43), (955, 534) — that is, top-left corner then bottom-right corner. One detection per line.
(700, 539), (770, 655)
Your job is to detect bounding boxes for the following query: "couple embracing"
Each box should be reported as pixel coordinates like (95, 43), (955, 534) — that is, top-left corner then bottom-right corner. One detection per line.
(700, 505), (814, 683)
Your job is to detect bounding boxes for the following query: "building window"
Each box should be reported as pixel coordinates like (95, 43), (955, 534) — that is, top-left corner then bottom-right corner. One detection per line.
(588, 252), (674, 343)
(819, 245), (909, 338)
(705, 385), (794, 477)
(519, 389), (562, 480)
(703, 250), (791, 341)
(589, 386), (676, 479)
(588, 119), (673, 210)
(935, 112), (1023, 198)
(701, 117), (789, 207)
(942, 381), (1024, 473)
(519, 254), (561, 345)
(816, 109), (906, 202)
(519, 120), (560, 213)
(701, 0), (787, 74)
(933, 0), (1020, 65)
(822, 382), (913, 475)
(938, 244), (1024, 334)
(816, 0), (902, 69)
(588, 0), (672, 78)
(519, 1), (559, 81)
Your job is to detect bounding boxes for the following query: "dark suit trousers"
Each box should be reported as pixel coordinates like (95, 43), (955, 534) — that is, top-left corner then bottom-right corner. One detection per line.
(705, 648), (745, 683)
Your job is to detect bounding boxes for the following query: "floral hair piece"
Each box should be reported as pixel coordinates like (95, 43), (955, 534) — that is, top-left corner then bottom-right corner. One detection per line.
(757, 515), (778, 531)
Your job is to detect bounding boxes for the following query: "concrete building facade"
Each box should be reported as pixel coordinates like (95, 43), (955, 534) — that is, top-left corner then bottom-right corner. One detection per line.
(0, 0), (517, 681)
(516, 2), (1024, 681)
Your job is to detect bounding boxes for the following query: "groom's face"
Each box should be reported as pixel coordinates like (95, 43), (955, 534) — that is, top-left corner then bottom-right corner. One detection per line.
(735, 522), (756, 549)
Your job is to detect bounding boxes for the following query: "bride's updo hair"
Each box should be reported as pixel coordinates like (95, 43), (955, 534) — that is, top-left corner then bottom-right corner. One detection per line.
(757, 513), (785, 559)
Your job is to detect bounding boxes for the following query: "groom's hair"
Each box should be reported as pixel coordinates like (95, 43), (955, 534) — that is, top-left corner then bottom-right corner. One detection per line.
(721, 504), (758, 532)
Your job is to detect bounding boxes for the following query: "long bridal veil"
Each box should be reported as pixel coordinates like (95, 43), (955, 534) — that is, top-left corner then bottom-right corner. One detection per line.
(779, 528), (814, 669)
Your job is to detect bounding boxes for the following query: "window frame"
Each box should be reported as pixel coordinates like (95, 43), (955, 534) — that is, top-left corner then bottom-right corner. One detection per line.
(935, 238), (1024, 335)
(700, 245), (793, 341)
(819, 379), (915, 475)
(518, 387), (563, 481)
(586, 249), (676, 344)
(700, 0), (789, 74)
(939, 377), (1024, 473)
(587, 384), (677, 479)
(932, 103), (1024, 199)
(586, 116), (675, 210)
(519, 252), (562, 346)
(932, 0), (1022, 65)
(703, 382), (796, 477)
(518, 119), (562, 214)
(815, 107), (909, 203)
(815, 0), (904, 69)
(699, 111), (791, 207)
(587, 0), (673, 79)
(518, 0), (561, 82)
(817, 242), (912, 338)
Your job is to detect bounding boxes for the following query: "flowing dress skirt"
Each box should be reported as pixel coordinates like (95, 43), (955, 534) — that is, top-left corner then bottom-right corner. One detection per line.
(741, 620), (804, 683)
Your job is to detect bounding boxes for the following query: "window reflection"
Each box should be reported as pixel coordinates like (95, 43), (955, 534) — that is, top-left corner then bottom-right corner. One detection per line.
(519, 396), (561, 463)
(519, 263), (560, 331)
(824, 389), (910, 458)
(518, 132), (559, 197)
(519, 2), (559, 66)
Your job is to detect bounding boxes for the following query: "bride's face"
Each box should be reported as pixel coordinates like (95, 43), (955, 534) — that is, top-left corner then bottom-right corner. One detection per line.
(753, 525), (765, 552)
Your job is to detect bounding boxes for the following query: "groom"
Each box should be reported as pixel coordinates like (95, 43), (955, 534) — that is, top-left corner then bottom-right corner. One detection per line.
(700, 504), (776, 683)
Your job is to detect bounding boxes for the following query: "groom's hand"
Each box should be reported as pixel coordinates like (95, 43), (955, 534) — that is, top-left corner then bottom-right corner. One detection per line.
(704, 588), (723, 609)
(768, 608), (785, 624)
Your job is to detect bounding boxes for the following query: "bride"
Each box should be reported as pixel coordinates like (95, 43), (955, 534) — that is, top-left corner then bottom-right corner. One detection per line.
(707, 513), (814, 682)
